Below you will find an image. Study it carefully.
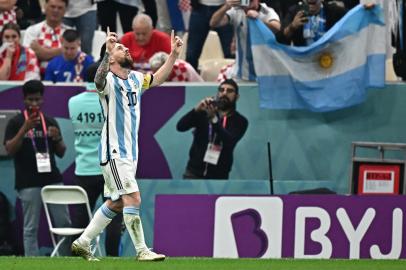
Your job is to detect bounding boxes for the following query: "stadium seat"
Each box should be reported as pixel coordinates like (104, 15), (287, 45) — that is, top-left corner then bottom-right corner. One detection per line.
(199, 31), (224, 66)
(41, 185), (102, 257)
(91, 30), (107, 61)
(200, 58), (235, 82)
(179, 31), (224, 66)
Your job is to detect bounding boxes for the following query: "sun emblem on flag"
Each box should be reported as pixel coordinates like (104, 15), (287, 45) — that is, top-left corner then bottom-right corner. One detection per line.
(319, 52), (333, 69)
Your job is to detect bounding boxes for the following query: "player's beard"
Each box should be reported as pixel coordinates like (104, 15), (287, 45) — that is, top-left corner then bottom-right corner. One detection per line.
(120, 56), (133, 69)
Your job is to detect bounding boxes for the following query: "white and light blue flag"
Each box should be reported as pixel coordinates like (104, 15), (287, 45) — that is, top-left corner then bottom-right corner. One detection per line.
(249, 5), (386, 112)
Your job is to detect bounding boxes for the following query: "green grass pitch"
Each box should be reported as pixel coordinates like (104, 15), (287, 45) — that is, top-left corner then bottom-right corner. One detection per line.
(0, 257), (405, 270)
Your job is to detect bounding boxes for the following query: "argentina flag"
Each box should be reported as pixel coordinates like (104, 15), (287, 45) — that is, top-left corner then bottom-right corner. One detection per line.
(249, 5), (386, 112)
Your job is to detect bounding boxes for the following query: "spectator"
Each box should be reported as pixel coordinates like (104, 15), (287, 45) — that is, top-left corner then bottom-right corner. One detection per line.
(68, 64), (123, 256)
(16, 0), (43, 30)
(210, 0), (281, 81)
(0, 22), (40, 80)
(22, 0), (70, 76)
(96, 0), (143, 33)
(3, 80), (71, 256)
(186, 0), (234, 70)
(0, 0), (17, 33)
(176, 79), (248, 179)
(121, 14), (171, 71)
(63, 0), (97, 55)
(44, 29), (94, 82)
(276, 0), (346, 46)
(149, 51), (203, 82)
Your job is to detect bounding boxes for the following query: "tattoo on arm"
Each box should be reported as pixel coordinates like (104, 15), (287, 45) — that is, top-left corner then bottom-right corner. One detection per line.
(95, 52), (110, 90)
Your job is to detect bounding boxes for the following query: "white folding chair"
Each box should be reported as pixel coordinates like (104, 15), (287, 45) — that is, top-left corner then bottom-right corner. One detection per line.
(41, 185), (102, 257)
(179, 31), (224, 65)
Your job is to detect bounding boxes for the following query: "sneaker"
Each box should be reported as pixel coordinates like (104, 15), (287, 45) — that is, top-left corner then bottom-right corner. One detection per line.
(136, 249), (166, 261)
(71, 240), (100, 261)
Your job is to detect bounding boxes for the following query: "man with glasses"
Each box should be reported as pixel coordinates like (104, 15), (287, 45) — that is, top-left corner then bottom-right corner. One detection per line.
(177, 79), (248, 179)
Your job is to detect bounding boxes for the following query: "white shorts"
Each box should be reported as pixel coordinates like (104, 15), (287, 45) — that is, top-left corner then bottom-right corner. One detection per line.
(101, 158), (139, 201)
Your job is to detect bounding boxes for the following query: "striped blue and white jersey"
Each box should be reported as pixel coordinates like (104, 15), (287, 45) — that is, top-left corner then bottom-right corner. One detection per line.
(97, 70), (152, 163)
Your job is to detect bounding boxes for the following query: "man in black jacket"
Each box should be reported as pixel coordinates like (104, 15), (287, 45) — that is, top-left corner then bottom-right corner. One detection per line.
(177, 79), (248, 179)
(276, 0), (346, 46)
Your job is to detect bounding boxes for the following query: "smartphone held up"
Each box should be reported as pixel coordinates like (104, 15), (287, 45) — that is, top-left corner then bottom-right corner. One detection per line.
(29, 106), (40, 118)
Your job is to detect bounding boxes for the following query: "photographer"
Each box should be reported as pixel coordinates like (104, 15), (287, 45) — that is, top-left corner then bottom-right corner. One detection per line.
(210, 0), (280, 81)
(176, 79), (248, 179)
(276, 0), (346, 46)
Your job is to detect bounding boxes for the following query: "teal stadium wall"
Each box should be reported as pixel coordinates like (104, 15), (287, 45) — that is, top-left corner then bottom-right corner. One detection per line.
(1, 82), (406, 255)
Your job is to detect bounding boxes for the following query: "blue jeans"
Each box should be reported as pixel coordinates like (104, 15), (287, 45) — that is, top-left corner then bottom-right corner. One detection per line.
(18, 185), (71, 256)
(64, 10), (98, 55)
(186, 4), (234, 70)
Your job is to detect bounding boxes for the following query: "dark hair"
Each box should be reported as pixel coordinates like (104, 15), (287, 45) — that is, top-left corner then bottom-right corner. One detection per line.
(22, 80), (44, 97)
(86, 63), (99, 82)
(219, 78), (239, 94)
(46, 0), (69, 6)
(62, 29), (80, 43)
(1, 23), (20, 41)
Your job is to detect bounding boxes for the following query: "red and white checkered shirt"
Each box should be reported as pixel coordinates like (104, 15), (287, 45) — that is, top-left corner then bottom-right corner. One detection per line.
(23, 21), (69, 75)
(217, 62), (235, 82)
(0, 45), (40, 81)
(178, 0), (191, 12)
(0, 9), (17, 33)
(168, 60), (203, 82)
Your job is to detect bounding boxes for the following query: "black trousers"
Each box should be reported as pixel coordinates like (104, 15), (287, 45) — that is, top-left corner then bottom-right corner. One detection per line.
(142, 0), (157, 27)
(73, 175), (123, 256)
(97, 1), (139, 33)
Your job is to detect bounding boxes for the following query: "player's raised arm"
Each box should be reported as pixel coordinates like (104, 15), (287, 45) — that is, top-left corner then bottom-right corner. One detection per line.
(95, 27), (117, 91)
(150, 30), (183, 87)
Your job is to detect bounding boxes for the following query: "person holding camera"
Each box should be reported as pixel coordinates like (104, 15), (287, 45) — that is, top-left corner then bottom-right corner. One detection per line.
(3, 80), (71, 256)
(276, 0), (347, 46)
(176, 79), (248, 179)
(210, 0), (281, 81)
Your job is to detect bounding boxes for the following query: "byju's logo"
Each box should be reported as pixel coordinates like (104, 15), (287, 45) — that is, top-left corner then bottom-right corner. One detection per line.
(213, 197), (283, 258)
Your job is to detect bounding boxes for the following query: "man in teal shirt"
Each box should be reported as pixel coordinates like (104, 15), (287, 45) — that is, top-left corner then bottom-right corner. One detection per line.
(68, 64), (122, 256)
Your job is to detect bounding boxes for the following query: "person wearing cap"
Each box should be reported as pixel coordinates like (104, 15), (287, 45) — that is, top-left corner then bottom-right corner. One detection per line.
(176, 79), (248, 179)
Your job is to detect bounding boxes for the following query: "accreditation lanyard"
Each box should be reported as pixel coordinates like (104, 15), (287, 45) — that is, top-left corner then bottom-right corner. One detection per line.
(204, 116), (228, 167)
(208, 115), (228, 143)
(23, 110), (51, 173)
(23, 110), (49, 153)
